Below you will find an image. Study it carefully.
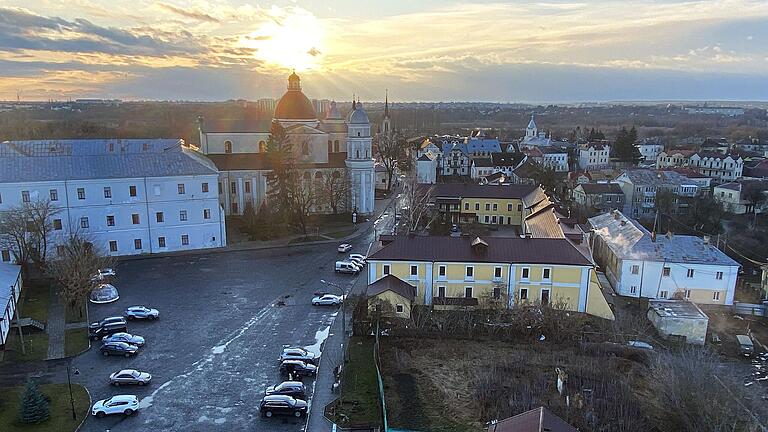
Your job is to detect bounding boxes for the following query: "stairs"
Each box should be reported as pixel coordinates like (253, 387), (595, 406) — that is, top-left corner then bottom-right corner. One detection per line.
(11, 317), (46, 332)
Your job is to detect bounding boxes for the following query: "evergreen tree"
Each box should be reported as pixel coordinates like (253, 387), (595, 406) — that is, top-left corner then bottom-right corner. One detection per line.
(18, 379), (49, 424)
(265, 121), (296, 220)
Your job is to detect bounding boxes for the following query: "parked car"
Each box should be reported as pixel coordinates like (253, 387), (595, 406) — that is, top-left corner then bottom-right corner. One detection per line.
(335, 261), (359, 274)
(279, 347), (318, 364)
(337, 243), (352, 253)
(264, 381), (306, 400)
(312, 294), (343, 306)
(90, 268), (116, 281)
(100, 341), (139, 357)
(627, 340), (654, 350)
(109, 369), (152, 386)
(259, 395), (308, 418)
(348, 254), (366, 267)
(124, 306), (160, 320)
(91, 395), (139, 417)
(451, 224), (460, 233)
(279, 360), (317, 377)
(737, 335), (755, 357)
(102, 332), (145, 347)
(89, 317), (127, 340)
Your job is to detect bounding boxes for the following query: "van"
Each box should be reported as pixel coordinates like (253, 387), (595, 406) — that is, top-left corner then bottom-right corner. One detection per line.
(335, 261), (359, 274)
(736, 335), (754, 357)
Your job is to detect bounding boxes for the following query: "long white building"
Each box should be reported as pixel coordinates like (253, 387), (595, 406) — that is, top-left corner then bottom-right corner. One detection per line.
(0, 139), (226, 258)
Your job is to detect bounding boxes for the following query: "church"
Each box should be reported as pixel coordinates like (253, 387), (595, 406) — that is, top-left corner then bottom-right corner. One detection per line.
(197, 72), (376, 217)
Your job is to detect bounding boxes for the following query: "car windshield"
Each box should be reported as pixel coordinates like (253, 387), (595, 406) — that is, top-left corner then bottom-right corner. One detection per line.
(131, 370), (140, 378)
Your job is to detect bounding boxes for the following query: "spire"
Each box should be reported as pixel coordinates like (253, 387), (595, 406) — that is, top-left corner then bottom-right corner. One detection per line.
(352, 94), (356, 110)
(384, 89), (389, 118)
(287, 70), (301, 91)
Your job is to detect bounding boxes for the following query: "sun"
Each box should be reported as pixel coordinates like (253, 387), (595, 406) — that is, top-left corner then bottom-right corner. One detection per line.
(242, 8), (325, 72)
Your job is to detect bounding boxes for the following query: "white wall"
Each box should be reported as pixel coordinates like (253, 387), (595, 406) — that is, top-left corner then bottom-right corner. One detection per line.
(203, 132), (270, 154)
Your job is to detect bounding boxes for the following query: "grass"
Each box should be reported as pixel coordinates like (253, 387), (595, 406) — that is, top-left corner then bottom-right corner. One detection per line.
(0, 383), (90, 432)
(64, 329), (89, 358)
(324, 228), (357, 239)
(64, 301), (87, 324)
(17, 281), (51, 324)
(1, 332), (49, 362)
(334, 337), (382, 428)
(288, 235), (327, 244)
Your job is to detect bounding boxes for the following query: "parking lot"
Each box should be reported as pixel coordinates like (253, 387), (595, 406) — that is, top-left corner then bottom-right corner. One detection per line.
(73, 233), (375, 432)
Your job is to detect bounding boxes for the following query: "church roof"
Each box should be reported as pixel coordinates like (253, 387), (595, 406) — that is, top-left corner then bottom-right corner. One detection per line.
(348, 101), (370, 125)
(201, 118), (271, 133)
(527, 114), (537, 130)
(207, 152), (347, 171)
(274, 73), (317, 121)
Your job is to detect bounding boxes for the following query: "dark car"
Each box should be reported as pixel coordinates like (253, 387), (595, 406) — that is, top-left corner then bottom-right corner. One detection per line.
(265, 381), (307, 400)
(259, 395), (308, 418)
(89, 317), (127, 340)
(279, 360), (317, 377)
(100, 341), (138, 357)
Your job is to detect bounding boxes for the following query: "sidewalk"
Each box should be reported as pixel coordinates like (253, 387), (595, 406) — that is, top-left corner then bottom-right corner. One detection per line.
(45, 286), (66, 360)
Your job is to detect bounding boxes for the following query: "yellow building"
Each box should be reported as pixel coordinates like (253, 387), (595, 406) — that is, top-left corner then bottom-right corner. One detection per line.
(366, 274), (417, 319)
(367, 235), (614, 320)
(430, 183), (550, 227)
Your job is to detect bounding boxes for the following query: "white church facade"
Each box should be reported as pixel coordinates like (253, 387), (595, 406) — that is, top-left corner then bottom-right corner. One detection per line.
(198, 73), (376, 216)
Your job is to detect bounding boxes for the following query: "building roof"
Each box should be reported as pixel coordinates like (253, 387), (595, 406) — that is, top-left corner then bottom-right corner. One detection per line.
(539, 146), (568, 155)
(745, 159), (768, 178)
(492, 152), (526, 167)
(207, 152), (347, 171)
(588, 211), (739, 266)
(466, 138), (502, 153)
(513, 160), (539, 178)
(577, 183), (623, 195)
(486, 406), (577, 432)
(347, 101), (370, 125)
(525, 207), (565, 239)
(274, 73), (317, 121)
(366, 274), (416, 301)
(368, 235), (592, 266)
(618, 169), (698, 187)
(525, 147), (543, 158)
(648, 300), (708, 320)
(662, 167), (710, 179)
(663, 149), (697, 157)
(431, 183), (538, 200)
(472, 158), (493, 168)
(417, 154), (434, 162)
(0, 139), (218, 183)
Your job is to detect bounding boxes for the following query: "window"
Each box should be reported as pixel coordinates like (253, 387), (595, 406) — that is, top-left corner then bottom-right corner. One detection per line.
(438, 265), (446, 277)
(485, 203), (490, 211)
(177, 184), (185, 195)
(464, 202), (469, 210)
(245, 181), (251, 193)
(179, 210), (188, 221)
(542, 268), (551, 281)
(493, 287), (501, 300)
(492, 216), (497, 224)
(484, 215), (490, 223)
(464, 287), (473, 298)
(224, 140), (232, 153)
(517, 204), (522, 211)
(231, 202), (238, 213)
(104, 187), (112, 198)
(410, 265), (418, 277)
(158, 237), (166, 248)
(438, 286), (446, 297)
(606, 196), (612, 202)
(684, 290), (691, 299)
(134, 239), (142, 250)
(202, 182), (209, 193)
(109, 241), (118, 252)
(80, 217), (89, 228)
(475, 203), (480, 211)
(383, 264), (390, 275)
(507, 203), (512, 211)
(662, 267), (670, 277)
(521, 267), (530, 280)
(541, 289), (550, 305)
(53, 219), (62, 230)
(686, 269), (694, 278)
(631, 265), (639, 275)
(132, 214), (140, 224)
(659, 290), (668, 299)
(493, 203), (498, 211)
(181, 235), (189, 245)
(630, 285), (637, 294)
(494, 266), (502, 279)
(1, 250), (9, 262)
(230, 182), (236, 194)
(106, 215), (115, 226)
(203, 209), (211, 219)
(396, 304), (404, 314)
(465, 266), (474, 279)
(129, 185), (137, 197)
(716, 271), (723, 280)
(520, 288), (528, 300)
(713, 291), (720, 301)
(49, 189), (58, 201)
(218, 182), (223, 194)
(156, 212), (164, 223)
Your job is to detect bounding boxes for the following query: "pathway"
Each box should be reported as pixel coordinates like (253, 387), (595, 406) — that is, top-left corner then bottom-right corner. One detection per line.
(45, 287), (66, 360)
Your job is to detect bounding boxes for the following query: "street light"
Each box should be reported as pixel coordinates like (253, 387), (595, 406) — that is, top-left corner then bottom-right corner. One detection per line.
(320, 279), (348, 361)
(66, 363), (79, 420)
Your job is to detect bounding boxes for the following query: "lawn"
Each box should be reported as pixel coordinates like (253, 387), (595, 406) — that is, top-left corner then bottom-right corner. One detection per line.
(324, 228), (357, 239)
(288, 235), (327, 244)
(18, 281), (51, 324)
(1, 332), (49, 362)
(0, 383), (90, 432)
(64, 329), (89, 358)
(332, 337), (382, 428)
(65, 301), (87, 324)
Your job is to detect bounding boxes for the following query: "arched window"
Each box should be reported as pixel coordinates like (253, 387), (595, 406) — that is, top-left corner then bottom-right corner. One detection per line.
(328, 140), (333, 154)
(357, 131), (361, 137)
(356, 149), (360, 159)
(224, 140), (232, 154)
(334, 140), (340, 153)
(302, 142), (310, 156)
(259, 141), (266, 152)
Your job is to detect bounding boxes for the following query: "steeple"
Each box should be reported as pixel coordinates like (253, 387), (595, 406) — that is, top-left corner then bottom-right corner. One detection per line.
(381, 89), (392, 136)
(384, 89), (389, 119)
(287, 70), (301, 91)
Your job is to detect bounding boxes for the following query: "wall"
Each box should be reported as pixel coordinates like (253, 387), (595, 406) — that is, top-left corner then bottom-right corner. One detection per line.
(459, 198), (524, 225)
(368, 290), (412, 319)
(647, 309), (708, 345)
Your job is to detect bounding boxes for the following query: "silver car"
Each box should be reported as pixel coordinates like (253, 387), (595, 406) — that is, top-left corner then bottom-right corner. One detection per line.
(109, 369), (152, 386)
(102, 332), (145, 347)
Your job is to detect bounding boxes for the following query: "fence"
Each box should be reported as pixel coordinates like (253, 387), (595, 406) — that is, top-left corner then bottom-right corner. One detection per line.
(374, 320), (389, 432)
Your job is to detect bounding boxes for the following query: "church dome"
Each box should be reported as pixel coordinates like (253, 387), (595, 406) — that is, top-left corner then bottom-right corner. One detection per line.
(274, 72), (317, 121)
(347, 101), (370, 125)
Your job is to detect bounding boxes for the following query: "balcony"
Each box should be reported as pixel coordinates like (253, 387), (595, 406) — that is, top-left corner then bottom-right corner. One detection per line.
(643, 191), (656, 197)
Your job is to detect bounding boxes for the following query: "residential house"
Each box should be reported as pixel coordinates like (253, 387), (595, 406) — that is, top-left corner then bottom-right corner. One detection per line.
(366, 274), (417, 319)
(486, 407), (577, 432)
(615, 169), (700, 219)
(429, 183), (543, 226)
(636, 139), (664, 164)
(578, 142), (611, 170)
(0, 262), (22, 346)
(440, 143), (470, 176)
(656, 149), (697, 169)
(572, 183), (624, 217)
(374, 163), (389, 191)
(700, 137), (731, 154)
(0, 139), (226, 258)
(688, 151), (743, 182)
(661, 168), (713, 189)
(366, 235), (613, 319)
(416, 154), (438, 184)
(745, 159), (768, 179)
(589, 210), (739, 304)
(734, 138), (767, 153)
(470, 158), (494, 181)
(714, 180), (768, 214)
(491, 152), (527, 177)
(539, 147), (569, 172)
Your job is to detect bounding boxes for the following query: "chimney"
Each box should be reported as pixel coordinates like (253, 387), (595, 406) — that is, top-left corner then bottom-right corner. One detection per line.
(613, 210), (620, 220)
(651, 231), (656, 242)
(703, 235), (710, 245)
(666, 231), (673, 240)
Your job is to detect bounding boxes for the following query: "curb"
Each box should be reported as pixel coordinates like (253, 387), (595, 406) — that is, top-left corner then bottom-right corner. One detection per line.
(74, 384), (92, 432)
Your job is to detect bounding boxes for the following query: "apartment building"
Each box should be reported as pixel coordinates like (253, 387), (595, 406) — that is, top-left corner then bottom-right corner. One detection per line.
(572, 183), (624, 217)
(714, 180), (768, 214)
(366, 235), (613, 319)
(429, 183), (548, 226)
(578, 142), (611, 170)
(614, 169), (700, 219)
(0, 139), (226, 258)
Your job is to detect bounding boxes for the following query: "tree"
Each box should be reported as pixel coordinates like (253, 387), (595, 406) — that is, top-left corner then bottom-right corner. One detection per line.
(655, 190), (676, 231)
(531, 165), (558, 194)
(612, 126), (640, 163)
(265, 121), (295, 219)
(376, 132), (406, 192)
(0, 200), (60, 270)
(688, 194), (725, 235)
(318, 171), (351, 215)
(401, 174), (435, 234)
(745, 186), (767, 230)
(18, 379), (49, 424)
(45, 234), (115, 319)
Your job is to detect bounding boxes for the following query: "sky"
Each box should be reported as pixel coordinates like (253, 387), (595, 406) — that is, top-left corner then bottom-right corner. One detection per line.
(1, 0), (768, 102)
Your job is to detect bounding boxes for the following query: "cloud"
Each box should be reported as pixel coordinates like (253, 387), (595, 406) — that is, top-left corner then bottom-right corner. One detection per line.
(156, 2), (220, 23)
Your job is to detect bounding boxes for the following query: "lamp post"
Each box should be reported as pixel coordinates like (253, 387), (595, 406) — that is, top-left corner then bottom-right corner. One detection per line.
(320, 279), (348, 361)
(66, 363), (79, 420)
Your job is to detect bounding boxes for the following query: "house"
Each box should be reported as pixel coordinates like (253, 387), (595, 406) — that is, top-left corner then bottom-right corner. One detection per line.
(429, 183), (545, 226)
(714, 180), (768, 214)
(366, 274), (417, 319)
(0, 262), (22, 347)
(734, 138), (767, 153)
(567, 171), (592, 187)
(417, 138), (441, 160)
(491, 152), (527, 177)
(508, 159), (539, 185)
(700, 137), (731, 154)
(374, 163), (389, 191)
(486, 406), (577, 432)
(465, 134), (502, 157)
(572, 183), (624, 217)
(661, 168), (712, 189)
(0, 139), (226, 257)
(440, 142), (470, 176)
(366, 235), (614, 319)
(745, 159), (768, 179)
(656, 149), (697, 169)
(539, 147), (569, 172)
(647, 300), (709, 345)
(588, 210), (739, 304)
(636, 139), (664, 164)
(416, 154), (438, 184)
(578, 142), (611, 170)
(470, 158), (494, 181)
(688, 151), (743, 182)
(614, 169), (700, 219)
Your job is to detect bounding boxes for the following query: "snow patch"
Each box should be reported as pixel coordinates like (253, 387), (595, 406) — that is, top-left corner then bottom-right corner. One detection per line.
(214, 418), (226, 424)
(304, 325), (331, 358)
(212, 344), (226, 354)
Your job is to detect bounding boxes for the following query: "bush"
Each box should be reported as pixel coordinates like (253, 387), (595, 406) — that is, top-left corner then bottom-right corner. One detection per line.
(18, 379), (50, 424)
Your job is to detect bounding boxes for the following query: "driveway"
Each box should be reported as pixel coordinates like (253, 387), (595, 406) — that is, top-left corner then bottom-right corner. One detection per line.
(73, 235), (374, 432)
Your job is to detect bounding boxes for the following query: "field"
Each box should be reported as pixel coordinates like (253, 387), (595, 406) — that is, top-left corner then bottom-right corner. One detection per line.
(0, 383), (90, 432)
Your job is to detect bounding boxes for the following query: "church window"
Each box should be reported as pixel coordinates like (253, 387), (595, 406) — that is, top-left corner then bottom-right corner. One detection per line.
(334, 140), (340, 152)
(356, 150), (360, 159)
(302, 142), (310, 156)
(328, 140), (333, 154)
(259, 141), (266, 152)
(224, 140), (232, 154)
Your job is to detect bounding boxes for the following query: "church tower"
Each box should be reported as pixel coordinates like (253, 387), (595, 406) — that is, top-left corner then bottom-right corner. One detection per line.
(381, 90), (392, 136)
(346, 100), (375, 215)
(525, 113), (537, 140)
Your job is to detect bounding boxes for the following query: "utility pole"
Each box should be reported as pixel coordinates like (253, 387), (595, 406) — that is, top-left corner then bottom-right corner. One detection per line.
(320, 279), (349, 362)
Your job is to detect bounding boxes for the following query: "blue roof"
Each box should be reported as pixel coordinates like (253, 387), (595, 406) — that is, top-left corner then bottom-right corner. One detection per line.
(466, 138), (501, 153)
(441, 142), (467, 155)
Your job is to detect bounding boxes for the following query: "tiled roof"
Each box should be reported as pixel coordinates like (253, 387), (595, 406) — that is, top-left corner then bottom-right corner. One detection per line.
(618, 169), (697, 187)
(492, 152), (525, 167)
(486, 407), (577, 432)
(368, 235), (592, 266)
(578, 183), (623, 194)
(524, 207), (565, 239)
(0, 139), (218, 183)
(207, 152), (347, 171)
(366, 274), (416, 301)
(431, 183), (538, 200)
(472, 158), (493, 167)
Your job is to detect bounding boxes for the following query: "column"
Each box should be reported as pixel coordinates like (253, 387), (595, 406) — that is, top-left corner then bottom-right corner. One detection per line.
(424, 263), (433, 305)
(578, 267), (590, 312)
(507, 264), (516, 308)
(236, 177), (245, 215)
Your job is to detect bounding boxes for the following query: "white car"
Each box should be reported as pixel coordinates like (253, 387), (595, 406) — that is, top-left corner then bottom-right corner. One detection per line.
(91, 268), (116, 281)
(312, 294), (343, 306)
(627, 340), (654, 350)
(91, 395), (139, 417)
(348, 254), (367, 266)
(337, 243), (352, 253)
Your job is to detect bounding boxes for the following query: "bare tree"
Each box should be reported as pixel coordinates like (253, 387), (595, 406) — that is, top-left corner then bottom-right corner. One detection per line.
(291, 173), (316, 235)
(26, 200), (60, 268)
(317, 170), (351, 215)
(401, 174), (435, 233)
(45, 234), (115, 320)
(375, 132), (406, 192)
(0, 200), (60, 270)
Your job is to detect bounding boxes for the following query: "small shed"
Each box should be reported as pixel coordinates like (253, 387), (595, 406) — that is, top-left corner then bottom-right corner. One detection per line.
(647, 300), (709, 345)
(366, 274), (416, 319)
(486, 406), (577, 432)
